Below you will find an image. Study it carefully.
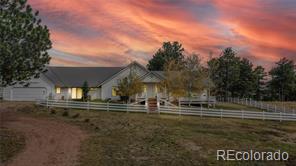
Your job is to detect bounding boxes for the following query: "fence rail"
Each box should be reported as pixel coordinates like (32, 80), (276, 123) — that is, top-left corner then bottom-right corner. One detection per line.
(226, 97), (295, 114)
(36, 99), (296, 122)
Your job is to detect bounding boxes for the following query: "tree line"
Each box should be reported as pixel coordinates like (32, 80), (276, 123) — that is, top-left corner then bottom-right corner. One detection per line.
(147, 42), (296, 101)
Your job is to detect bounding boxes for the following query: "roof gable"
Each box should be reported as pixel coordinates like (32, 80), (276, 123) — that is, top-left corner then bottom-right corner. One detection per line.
(140, 72), (164, 83)
(98, 61), (149, 86)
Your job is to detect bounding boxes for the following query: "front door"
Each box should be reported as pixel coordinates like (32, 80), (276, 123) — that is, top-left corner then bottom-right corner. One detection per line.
(146, 83), (156, 98)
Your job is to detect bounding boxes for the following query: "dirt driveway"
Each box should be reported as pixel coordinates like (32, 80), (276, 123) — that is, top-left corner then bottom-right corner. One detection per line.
(0, 103), (87, 166)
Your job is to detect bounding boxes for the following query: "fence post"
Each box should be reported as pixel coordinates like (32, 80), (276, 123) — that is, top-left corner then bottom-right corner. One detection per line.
(200, 106), (203, 118)
(280, 112), (282, 122)
(263, 111), (265, 121)
(107, 102), (109, 112)
(87, 101), (90, 111)
(46, 98), (48, 107)
(220, 109), (223, 119)
(242, 110), (244, 119)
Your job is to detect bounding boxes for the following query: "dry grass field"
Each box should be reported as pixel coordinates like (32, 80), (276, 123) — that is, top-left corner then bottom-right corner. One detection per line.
(1, 102), (296, 166)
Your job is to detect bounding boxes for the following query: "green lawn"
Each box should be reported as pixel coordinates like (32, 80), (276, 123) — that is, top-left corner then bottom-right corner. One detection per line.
(31, 106), (296, 166)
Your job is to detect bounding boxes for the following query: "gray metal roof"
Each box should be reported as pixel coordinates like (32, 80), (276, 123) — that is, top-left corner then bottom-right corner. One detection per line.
(151, 71), (165, 78)
(44, 66), (124, 87)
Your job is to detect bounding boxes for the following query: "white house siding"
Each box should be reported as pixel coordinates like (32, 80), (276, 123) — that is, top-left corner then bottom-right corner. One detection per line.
(89, 88), (101, 100)
(54, 88), (71, 100)
(3, 75), (55, 101)
(101, 63), (147, 100)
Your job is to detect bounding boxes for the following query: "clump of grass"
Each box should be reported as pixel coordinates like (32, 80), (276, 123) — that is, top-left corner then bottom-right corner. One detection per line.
(90, 123), (94, 126)
(72, 113), (80, 118)
(0, 128), (25, 163)
(50, 109), (56, 114)
(84, 118), (90, 123)
(62, 111), (69, 117)
(16, 105), (35, 113)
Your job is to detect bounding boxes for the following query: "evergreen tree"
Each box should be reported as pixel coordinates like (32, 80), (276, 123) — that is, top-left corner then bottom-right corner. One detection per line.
(147, 41), (185, 71)
(82, 81), (90, 101)
(208, 47), (240, 98)
(253, 66), (267, 100)
(0, 0), (51, 86)
(268, 58), (296, 101)
(235, 58), (255, 98)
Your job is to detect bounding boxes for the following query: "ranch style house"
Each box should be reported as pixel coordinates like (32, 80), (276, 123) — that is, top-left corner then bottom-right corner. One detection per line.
(0, 61), (209, 102)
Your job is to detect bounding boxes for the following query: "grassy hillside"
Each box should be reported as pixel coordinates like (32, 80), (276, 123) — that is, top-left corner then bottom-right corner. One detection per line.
(263, 102), (296, 110)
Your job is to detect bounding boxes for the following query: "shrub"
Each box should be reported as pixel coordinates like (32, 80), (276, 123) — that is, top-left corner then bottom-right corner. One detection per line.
(72, 113), (80, 118)
(84, 118), (90, 123)
(16, 105), (35, 112)
(50, 109), (56, 114)
(62, 111), (69, 117)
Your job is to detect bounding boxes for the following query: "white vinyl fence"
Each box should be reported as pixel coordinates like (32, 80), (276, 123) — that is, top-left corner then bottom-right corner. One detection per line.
(226, 97), (295, 114)
(36, 99), (296, 122)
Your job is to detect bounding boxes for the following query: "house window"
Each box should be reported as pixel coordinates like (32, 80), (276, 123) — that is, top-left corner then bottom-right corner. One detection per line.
(56, 87), (61, 94)
(143, 85), (147, 93)
(112, 87), (118, 96)
(71, 88), (83, 99)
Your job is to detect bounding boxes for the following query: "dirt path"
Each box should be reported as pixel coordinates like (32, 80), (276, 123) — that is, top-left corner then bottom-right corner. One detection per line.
(0, 109), (87, 166)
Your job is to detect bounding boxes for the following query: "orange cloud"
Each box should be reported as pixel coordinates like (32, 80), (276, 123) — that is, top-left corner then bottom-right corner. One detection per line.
(28, 0), (296, 69)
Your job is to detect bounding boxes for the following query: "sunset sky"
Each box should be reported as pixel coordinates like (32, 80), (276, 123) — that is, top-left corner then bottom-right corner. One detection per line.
(28, 0), (296, 69)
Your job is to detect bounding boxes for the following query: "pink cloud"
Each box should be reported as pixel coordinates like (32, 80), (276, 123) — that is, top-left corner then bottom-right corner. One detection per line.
(28, 0), (296, 69)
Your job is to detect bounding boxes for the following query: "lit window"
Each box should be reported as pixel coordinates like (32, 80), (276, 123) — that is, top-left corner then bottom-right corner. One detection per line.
(71, 88), (77, 99)
(56, 87), (61, 94)
(71, 88), (83, 99)
(143, 85), (147, 93)
(112, 87), (118, 96)
(77, 88), (82, 99)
